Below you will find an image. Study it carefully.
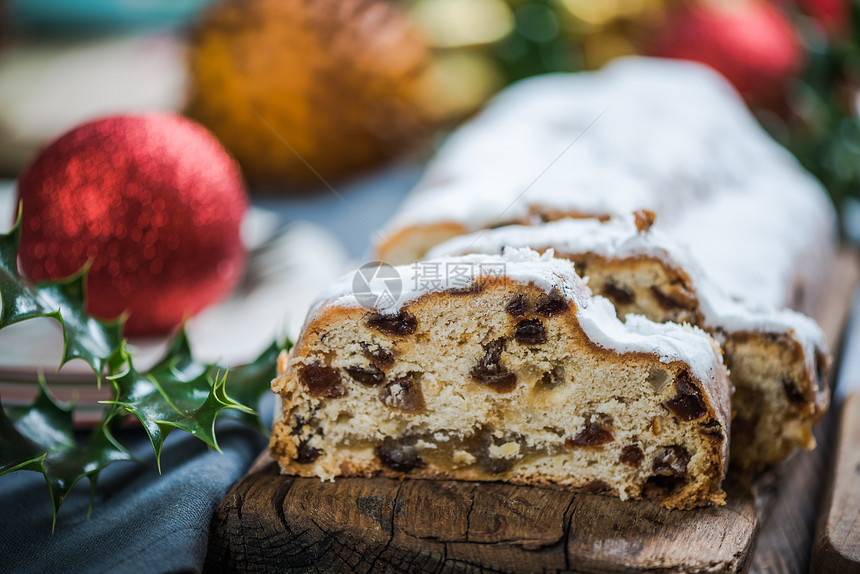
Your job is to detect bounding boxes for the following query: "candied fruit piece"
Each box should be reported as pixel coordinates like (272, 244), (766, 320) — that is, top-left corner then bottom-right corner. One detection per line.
(379, 375), (426, 413)
(664, 371), (706, 421)
(781, 377), (806, 405)
(298, 362), (347, 398)
(653, 445), (690, 476)
(619, 444), (644, 468)
(345, 365), (385, 387)
(602, 280), (635, 306)
(505, 294), (529, 318)
(295, 440), (320, 464)
(634, 209), (657, 233)
(470, 339), (518, 393)
(375, 437), (424, 472)
(514, 319), (546, 345)
(474, 427), (525, 474)
(290, 415), (307, 436)
(366, 310), (417, 336)
(644, 474), (685, 496)
(534, 290), (569, 316)
(698, 420), (724, 440)
(360, 342), (394, 369)
(566, 415), (615, 448)
(651, 286), (685, 312)
(571, 258), (588, 275)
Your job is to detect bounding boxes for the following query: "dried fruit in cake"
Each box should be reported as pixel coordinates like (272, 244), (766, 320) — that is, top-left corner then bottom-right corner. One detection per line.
(270, 249), (731, 509)
(428, 216), (830, 471)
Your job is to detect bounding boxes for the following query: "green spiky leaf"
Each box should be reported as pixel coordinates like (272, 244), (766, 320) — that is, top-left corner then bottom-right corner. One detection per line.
(0, 210), (286, 525)
(218, 338), (292, 433)
(0, 210), (123, 381)
(103, 340), (254, 468)
(0, 381), (132, 529)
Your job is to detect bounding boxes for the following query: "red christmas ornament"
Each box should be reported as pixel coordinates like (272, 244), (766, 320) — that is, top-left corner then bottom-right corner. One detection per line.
(17, 114), (248, 336)
(796, 0), (849, 38)
(646, 0), (804, 108)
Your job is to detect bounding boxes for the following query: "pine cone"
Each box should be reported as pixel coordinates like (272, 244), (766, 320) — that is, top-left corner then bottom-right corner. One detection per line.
(187, 0), (436, 191)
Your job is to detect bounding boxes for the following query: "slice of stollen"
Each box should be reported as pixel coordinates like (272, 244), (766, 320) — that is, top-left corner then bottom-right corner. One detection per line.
(270, 249), (731, 509)
(428, 216), (829, 472)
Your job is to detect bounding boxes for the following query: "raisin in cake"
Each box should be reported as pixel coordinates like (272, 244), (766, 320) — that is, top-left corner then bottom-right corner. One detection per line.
(374, 58), (835, 315)
(270, 249), (731, 509)
(428, 216), (830, 471)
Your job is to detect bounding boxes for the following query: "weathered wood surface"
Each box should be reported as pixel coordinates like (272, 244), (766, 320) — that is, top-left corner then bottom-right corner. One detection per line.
(811, 394), (860, 573)
(206, 251), (859, 574)
(752, 249), (859, 574)
(749, 415), (834, 574)
(206, 460), (756, 573)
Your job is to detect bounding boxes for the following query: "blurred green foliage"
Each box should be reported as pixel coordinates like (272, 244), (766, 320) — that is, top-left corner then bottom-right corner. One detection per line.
(490, 0), (584, 81)
(449, 0), (860, 219)
(784, 4), (860, 214)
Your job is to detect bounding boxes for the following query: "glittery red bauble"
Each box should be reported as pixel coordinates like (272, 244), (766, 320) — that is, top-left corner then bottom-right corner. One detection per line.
(17, 114), (248, 336)
(796, 0), (849, 38)
(647, 0), (804, 107)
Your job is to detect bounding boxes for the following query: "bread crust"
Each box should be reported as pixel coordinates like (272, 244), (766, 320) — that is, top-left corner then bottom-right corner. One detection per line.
(271, 278), (730, 510)
(426, 219), (831, 473)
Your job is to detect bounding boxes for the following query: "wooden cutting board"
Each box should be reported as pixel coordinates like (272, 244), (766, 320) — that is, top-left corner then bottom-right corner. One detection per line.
(207, 461), (755, 573)
(205, 251), (859, 574)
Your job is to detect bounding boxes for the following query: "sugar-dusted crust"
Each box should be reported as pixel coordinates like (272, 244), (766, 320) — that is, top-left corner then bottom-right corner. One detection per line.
(428, 217), (830, 471)
(377, 58), (783, 257)
(374, 58), (836, 314)
(270, 250), (731, 509)
(376, 221), (467, 272)
(377, 211), (609, 267)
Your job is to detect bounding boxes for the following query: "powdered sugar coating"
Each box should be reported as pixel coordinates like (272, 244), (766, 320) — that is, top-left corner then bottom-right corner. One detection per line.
(377, 58), (837, 314)
(379, 57), (800, 236)
(304, 248), (723, 384)
(308, 247), (584, 317)
(428, 217), (828, 373)
(427, 217), (680, 272)
(575, 294), (724, 387)
(664, 167), (836, 313)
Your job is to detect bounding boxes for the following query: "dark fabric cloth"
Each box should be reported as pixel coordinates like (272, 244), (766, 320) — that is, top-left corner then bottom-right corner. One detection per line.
(0, 420), (267, 574)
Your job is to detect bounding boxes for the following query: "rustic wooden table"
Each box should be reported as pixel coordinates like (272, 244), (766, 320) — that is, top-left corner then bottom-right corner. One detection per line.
(205, 252), (860, 574)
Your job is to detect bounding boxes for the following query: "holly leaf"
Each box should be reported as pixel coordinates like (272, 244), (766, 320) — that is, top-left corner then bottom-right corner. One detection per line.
(0, 210), (288, 524)
(218, 338), (292, 433)
(148, 328), (208, 383)
(0, 381), (132, 530)
(0, 210), (123, 381)
(103, 342), (253, 469)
